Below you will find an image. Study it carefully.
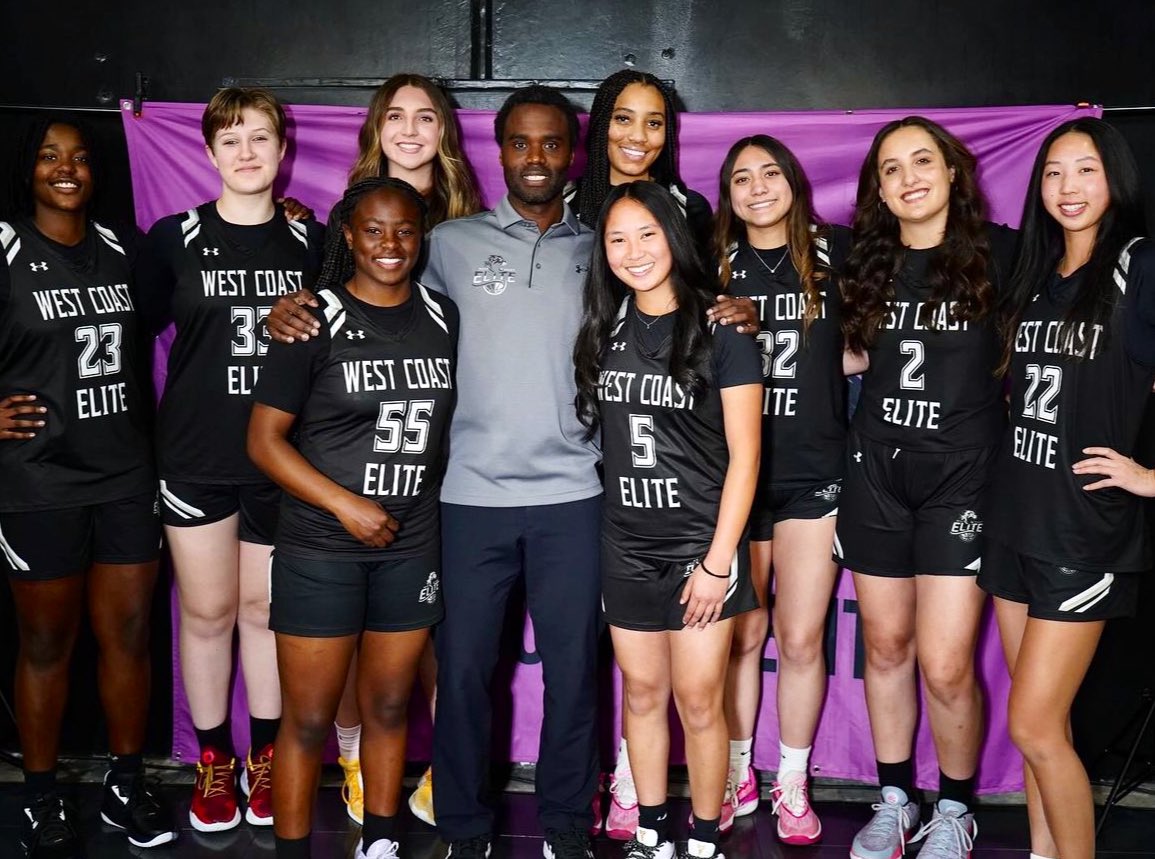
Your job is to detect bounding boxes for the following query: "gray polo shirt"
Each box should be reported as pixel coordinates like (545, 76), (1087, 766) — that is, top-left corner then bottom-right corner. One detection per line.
(422, 195), (602, 507)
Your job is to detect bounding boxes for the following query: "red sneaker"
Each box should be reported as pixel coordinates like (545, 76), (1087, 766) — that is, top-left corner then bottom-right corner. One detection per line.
(241, 744), (274, 826)
(189, 747), (241, 832)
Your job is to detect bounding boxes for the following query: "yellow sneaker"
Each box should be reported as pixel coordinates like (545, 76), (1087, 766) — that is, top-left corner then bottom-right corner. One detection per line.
(338, 756), (363, 825)
(408, 766), (434, 826)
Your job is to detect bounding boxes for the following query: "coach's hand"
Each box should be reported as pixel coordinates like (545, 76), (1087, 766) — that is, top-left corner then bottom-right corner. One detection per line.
(680, 563), (728, 628)
(335, 495), (401, 547)
(707, 295), (760, 335)
(0, 394), (46, 440)
(265, 290), (321, 343)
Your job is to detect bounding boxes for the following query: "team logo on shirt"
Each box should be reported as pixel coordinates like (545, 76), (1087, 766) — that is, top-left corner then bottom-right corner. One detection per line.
(472, 255), (517, 295)
(949, 510), (983, 543)
(202, 247), (219, 256)
(418, 571), (440, 604)
(575, 263), (589, 274)
(731, 269), (747, 279)
(813, 483), (841, 503)
(29, 261), (48, 272)
(344, 329), (366, 340)
(611, 342), (627, 352)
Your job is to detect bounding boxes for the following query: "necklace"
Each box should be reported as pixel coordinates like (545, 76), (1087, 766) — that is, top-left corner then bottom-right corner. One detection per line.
(633, 304), (668, 330)
(752, 246), (790, 277)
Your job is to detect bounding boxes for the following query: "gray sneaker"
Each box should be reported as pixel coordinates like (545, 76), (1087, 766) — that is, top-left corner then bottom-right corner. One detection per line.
(849, 786), (920, 859)
(910, 800), (976, 859)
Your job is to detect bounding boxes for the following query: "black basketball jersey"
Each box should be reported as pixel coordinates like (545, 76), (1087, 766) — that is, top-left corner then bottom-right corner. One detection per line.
(257, 283), (457, 560)
(854, 222), (1017, 451)
(151, 203), (321, 483)
(987, 239), (1155, 573)
(725, 225), (850, 487)
(0, 219), (154, 512)
(599, 298), (762, 559)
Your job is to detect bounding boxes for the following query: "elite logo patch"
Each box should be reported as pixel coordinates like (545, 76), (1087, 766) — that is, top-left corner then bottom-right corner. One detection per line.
(950, 510), (983, 543)
(418, 571), (440, 604)
(472, 255), (517, 295)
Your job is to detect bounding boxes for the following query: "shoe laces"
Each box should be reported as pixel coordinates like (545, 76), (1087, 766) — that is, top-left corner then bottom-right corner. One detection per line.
(247, 750), (273, 795)
(341, 760), (363, 804)
(769, 777), (808, 817)
(912, 811), (976, 857)
(611, 772), (637, 806)
(26, 795), (74, 847)
(197, 757), (235, 799)
(624, 836), (666, 859)
(364, 839), (401, 859)
(548, 827), (593, 858)
(864, 799), (914, 856)
(119, 771), (164, 816)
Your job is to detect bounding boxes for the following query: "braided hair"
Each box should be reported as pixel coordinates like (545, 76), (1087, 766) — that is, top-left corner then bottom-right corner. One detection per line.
(575, 70), (685, 226)
(6, 112), (100, 219)
(314, 177), (428, 294)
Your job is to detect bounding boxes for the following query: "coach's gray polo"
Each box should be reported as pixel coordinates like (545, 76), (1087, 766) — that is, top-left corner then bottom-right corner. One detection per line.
(422, 195), (602, 507)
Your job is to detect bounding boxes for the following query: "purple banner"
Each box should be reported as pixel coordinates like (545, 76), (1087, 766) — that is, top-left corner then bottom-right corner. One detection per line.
(122, 99), (1097, 791)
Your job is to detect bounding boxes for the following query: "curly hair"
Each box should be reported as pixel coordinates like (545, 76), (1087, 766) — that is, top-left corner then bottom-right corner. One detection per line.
(841, 116), (993, 353)
(349, 74), (481, 228)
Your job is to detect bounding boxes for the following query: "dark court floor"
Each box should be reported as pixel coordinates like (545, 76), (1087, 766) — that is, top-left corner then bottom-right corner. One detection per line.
(1, 781), (1153, 858)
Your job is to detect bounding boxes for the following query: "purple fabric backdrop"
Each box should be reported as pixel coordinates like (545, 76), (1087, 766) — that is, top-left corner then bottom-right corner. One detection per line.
(121, 99), (1098, 791)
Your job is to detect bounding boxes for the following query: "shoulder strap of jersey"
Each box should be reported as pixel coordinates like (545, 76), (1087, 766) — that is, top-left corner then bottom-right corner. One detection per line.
(180, 208), (201, 247)
(811, 224), (832, 266)
(414, 282), (449, 334)
(92, 222), (126, 256)
(667, 183), (689, 217)
(1113, 237), (1145, 294)
(0, 221), (19, 267)
(611, 295), (629, 337)
(287, 219), (309, 248)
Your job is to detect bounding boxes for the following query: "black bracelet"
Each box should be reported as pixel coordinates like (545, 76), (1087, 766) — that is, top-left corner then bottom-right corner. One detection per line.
(700, 561), (728, 579)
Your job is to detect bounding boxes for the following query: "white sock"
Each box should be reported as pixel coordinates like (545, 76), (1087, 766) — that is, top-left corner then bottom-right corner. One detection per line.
(336, 722), (361, 762)
(1029, 854), (1058, 859)
(729, 738), (753, 781)
(614, 737), (632, 780)
(778, 742), (811, 777)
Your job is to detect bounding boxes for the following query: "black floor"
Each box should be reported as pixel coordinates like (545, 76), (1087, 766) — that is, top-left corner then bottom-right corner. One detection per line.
(2, 783), (1153, 858)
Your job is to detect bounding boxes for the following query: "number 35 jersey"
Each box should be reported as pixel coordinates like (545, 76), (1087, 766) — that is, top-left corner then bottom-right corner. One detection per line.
(0, 219), (154, 511)
(146, 203), (322, 484)
(854, 222), (1017, 452)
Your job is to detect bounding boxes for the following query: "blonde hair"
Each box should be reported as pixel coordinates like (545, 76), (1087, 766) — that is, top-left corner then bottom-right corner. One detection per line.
(201, 87), (286, 147)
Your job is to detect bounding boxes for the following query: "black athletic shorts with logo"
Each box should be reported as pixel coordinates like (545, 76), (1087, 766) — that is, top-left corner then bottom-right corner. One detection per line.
(0, 490), (161, 581)
(835, 430), (997, 577)
(159, 479), (280, 545)
(978, 539), (1140, 622)
(269, 548), (444, 637)
(748, 480), (841, 542)
(601, 522), (758, 631)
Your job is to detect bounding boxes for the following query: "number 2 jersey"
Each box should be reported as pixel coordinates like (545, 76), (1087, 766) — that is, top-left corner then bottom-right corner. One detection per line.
(255, 283), (459, 559)
(598, 298), (763, 558)
(724, 225), (850, 487)
(139, 203), (324, 484)
(987, 239), (1155, 572)
(855, 222), (1018, 451)
(0, 219), (154, 511)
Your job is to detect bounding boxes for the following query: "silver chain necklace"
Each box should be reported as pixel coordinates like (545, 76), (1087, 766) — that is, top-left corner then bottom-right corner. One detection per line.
(752, 246), (790, 276)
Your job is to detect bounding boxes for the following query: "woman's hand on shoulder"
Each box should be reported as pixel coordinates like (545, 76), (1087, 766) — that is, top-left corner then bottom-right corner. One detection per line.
(707, 295), (760, 335)
(278, 197), (314, 222)
(265, 290), (321, 343)
(1072, 446), (1155, 497)
(0, 394), (46, 440)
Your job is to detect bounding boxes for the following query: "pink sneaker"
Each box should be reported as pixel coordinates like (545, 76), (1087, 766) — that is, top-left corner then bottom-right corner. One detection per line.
(605, 772), (638, 841)
(590, 773), (605, 836)
(770, 770), (821, 845)
(732, 765), (759, 816)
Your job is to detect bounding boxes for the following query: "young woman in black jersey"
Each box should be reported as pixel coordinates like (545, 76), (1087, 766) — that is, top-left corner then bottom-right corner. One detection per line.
(979, 119), (1155, 859)
(839, 117), (1017, 859)
(138, 88), (324, 833)
(712, 135), (857, 845)
(574, 180), (762, 859)
(249, 177), (456, 859)
(0, 116), (175, 855)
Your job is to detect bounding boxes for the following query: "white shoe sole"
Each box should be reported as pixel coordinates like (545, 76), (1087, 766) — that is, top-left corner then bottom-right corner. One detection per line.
(188, 807), (242, 832)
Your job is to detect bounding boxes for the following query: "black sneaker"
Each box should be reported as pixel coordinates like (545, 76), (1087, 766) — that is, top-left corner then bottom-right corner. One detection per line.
(544, 828), (594, 859)
(100, 769), (178, 848)
(445, 834), (491, 858)
(20, 792), (81, 859)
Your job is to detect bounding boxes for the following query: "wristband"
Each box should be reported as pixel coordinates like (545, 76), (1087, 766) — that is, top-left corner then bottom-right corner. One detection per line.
(700, 561), (728, 579)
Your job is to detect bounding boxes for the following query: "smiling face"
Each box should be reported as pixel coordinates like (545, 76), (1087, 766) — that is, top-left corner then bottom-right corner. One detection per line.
(379, 84), (442, 174)
(604, 197), (674, 306)
(876, 125), (955, 235)
(32, 123), (93, 215)
(1041, 131), (1111, 239)
(606, 82), (667, 185)
(728, 144), (794, 247)
(343, 188), (422, 298)
(206, 106), (285, 197)
(499, 103), (573, 207)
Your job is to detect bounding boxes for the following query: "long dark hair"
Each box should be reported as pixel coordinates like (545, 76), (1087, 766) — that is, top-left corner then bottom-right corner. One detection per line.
(575, 70), (686, 226)
(842, 116), (993, 352)
(999, 118), (1145, 371)
(314, 177), (428, 294)
(574, 181), (713, 435)
(7, 113), (101, 219)
(714, 134), (831, 334)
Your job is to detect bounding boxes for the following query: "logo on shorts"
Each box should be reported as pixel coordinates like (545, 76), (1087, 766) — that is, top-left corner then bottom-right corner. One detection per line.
(1058, 566), (1079, 576)
(472, 255), (517, 295)
(682, 560), (699, 578)
(950, 510), (983, 543)
(813, 483), (841, 503)
(418, 571), (440, 604)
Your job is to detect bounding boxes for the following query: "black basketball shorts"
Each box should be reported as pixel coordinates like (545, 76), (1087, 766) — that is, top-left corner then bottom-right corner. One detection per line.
(159, 479), (280, 545)
(747, 479), (841, 542)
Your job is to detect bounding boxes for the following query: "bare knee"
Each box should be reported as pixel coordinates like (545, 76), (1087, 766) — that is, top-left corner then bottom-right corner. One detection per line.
(180, 597), (237, 640)
(775, 622), (824, 670)
(921, 657), (977, 708)
(730, 610), (769, 662)
(623, 675), (670, 719)
(864, 629), (915, 674)
(674, 685), (724, 736)
(97, 606), (151, 660)
(362, 687), (411, 733)
(237, 594), (271, 632)
(282, 707), (332, 751)
(1008, 704), (1065, 765)
(20, 625), (78, 671)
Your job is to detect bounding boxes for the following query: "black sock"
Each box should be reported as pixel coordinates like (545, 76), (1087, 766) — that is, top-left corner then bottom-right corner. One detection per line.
(250, 716), (280, 753)
(937, 770), (975, 809)
(110, 752), (143, 782)
(275, 835), (310, 858)
(638, 803), (670, 841)
(195, 721), (235, 758)
(363, 812), (399, 851)
(876, 759), (915, 798)
(23, 769), (57, 803)
(690, 815), (720, 847)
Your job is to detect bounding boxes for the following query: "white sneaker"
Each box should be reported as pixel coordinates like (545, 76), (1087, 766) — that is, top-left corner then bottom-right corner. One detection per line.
(356, 837), (401, 859)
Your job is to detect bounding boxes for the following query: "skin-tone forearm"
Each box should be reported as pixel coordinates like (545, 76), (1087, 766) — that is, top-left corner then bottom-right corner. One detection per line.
(843, 346), (869, 375)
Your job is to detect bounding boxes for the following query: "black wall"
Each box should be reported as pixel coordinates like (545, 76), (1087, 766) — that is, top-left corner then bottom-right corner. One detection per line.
(1, 0), (1153, 773)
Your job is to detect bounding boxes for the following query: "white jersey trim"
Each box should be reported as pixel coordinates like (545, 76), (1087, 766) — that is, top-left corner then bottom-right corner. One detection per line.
(0, 524), (31, 572)
(415, 283), (448, 334)
(287, 220), (308, 248)
(159, 480), (206, 520)
(1058, 572), (1113, 613)
(93, 222), (125, 256)
(180, 208), (201, 247)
